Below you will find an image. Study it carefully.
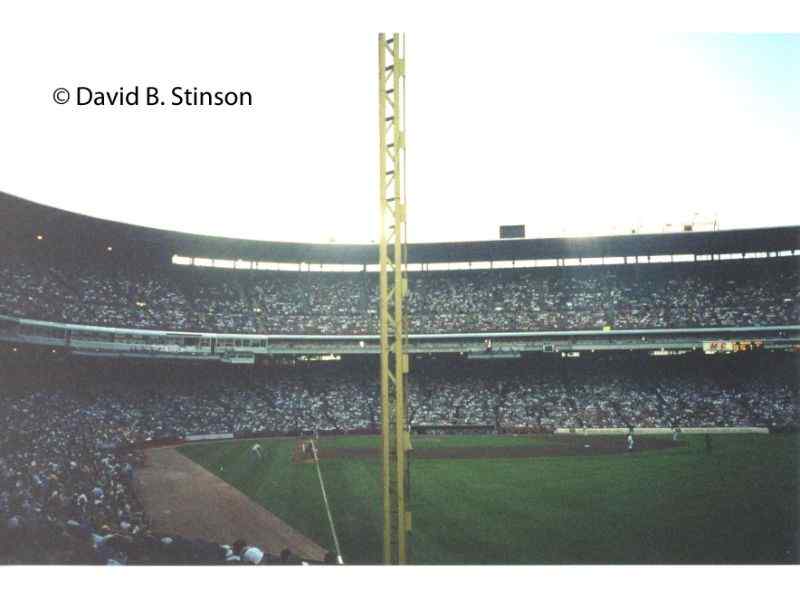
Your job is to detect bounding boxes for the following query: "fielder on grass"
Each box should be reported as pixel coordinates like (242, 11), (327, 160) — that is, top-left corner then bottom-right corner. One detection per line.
(249, 442), (264, 463)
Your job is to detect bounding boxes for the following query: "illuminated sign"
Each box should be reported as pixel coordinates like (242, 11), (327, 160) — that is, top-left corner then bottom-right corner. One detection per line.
(702, 340), (765, 354)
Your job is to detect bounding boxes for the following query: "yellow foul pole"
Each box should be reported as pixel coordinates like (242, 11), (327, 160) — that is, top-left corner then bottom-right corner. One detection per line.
(378, 32), (410, 565)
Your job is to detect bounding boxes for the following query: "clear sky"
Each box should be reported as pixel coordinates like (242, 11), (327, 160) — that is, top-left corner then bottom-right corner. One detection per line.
(0, 4), (798, 244)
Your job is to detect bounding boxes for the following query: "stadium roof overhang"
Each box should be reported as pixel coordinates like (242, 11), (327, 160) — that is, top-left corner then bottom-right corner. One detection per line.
(1, 190), (798, 265)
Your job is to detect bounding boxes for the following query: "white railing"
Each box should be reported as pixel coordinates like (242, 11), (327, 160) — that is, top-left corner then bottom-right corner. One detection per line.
(554, 427), (769, 435)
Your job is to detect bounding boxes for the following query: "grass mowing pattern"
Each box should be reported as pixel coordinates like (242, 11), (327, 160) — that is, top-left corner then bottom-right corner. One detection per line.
(178, 433), (798, 564)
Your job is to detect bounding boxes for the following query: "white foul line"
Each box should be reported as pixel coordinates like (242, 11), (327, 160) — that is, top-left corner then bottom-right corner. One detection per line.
(311, 441), (344, 565)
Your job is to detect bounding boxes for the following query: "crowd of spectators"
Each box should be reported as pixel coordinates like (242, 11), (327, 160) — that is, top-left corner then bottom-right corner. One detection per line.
(409, 355), (799, 431)
(1, 256), (797, 334)
(0, 377), (332, 565)
(38, 355), (790, 438)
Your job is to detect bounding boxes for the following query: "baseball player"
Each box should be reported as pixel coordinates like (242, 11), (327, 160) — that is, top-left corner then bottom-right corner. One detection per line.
(627, 431), (634, 452)
(249, 442), (263, 463)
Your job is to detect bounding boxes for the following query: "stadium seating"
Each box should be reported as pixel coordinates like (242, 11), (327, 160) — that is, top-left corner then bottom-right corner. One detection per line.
(1, 256), (798, 334)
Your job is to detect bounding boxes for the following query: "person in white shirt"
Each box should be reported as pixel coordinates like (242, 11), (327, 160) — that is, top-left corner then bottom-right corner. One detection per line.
(242, 545), (264, 564)
(627, 432), (634, 452)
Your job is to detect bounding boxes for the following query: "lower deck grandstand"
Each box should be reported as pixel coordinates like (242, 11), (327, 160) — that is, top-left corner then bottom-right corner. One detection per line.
(3, 352), (797, 437)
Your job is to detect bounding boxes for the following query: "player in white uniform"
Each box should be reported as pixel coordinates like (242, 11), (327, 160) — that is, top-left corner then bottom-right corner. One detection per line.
(249, 443), (263, 462)
(627, 432), (634, 452)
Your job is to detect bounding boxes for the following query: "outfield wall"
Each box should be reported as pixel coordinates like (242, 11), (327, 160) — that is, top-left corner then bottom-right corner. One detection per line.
(184, 433), (234, 442)
(555, 426), (769, 435)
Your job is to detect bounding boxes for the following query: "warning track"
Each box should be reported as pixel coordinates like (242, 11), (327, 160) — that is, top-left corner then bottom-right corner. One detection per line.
(318, 436), (683, 460)
(134, 447), (328, 561)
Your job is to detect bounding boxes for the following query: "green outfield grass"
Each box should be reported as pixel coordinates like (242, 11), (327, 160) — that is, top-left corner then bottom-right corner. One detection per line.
(178, 433), (799, 564)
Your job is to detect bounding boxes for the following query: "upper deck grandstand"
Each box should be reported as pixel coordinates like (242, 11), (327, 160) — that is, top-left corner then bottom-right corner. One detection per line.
(1, 191), (798, 341)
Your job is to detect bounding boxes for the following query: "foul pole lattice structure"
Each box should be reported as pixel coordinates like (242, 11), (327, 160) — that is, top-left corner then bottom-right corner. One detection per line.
(378, 32), (411, 565)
